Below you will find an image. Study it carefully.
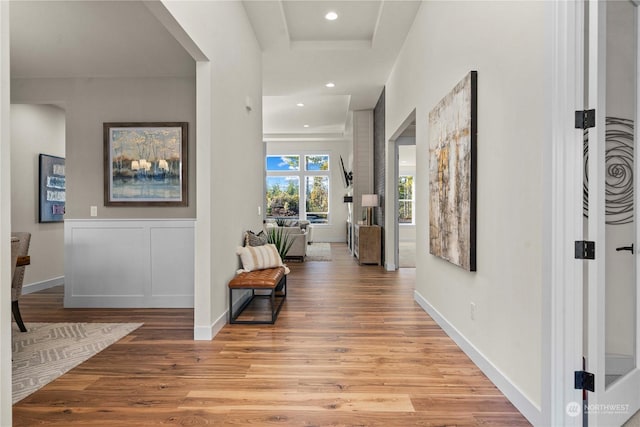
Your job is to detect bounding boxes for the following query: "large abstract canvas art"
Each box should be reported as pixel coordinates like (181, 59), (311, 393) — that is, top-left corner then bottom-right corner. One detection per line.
(428, 71), (477, 271)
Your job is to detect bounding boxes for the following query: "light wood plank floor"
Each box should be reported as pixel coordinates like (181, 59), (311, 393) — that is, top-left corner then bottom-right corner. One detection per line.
(12, 243), (530, 426)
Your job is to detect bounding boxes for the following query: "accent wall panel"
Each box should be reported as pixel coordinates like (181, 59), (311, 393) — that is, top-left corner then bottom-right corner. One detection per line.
(64, 219), (194, 308)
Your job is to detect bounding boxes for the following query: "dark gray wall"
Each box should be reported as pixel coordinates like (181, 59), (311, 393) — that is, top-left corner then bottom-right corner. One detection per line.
(373, 88), (385, 227)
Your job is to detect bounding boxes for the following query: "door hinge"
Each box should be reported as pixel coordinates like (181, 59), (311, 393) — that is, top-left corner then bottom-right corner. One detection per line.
(575, 240), (595, 260)
(575, 109), (596, 129)
(575, 370), (595, 392)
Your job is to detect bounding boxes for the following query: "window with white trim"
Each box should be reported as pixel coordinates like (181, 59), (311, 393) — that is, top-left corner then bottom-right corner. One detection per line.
(266, 154), (330, 224)
(398, 175), (414, 224)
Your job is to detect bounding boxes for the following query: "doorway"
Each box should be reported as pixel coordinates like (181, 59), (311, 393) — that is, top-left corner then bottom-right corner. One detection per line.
(397, 134), (416, 268)
(582, 0), (640, 425)
(388, 110), (416, 270)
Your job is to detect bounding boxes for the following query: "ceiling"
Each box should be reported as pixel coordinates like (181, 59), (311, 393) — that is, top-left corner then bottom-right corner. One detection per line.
(10, 1), (195, 79)
(243, 0), (421, 139)
(10, 0), (421, 141)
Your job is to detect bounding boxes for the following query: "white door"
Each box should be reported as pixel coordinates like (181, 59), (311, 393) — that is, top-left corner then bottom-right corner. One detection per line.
(585, 1), (640, 425)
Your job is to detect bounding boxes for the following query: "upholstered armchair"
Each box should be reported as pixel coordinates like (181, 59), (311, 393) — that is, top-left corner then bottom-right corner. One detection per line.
(11, 232), (31, 332)
(280, 226), (307, 261)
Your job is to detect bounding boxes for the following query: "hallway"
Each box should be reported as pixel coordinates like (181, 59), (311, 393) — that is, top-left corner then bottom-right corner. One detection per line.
(12, 243), (529, 426)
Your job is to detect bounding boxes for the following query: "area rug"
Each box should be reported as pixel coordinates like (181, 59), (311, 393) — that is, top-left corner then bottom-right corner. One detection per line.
(306, 242), (332, 261)
(12, 322), (142, 403)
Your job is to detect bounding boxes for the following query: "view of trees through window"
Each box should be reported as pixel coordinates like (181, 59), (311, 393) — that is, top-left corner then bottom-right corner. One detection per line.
(306, 176), (329, 223)
(266, 154), (329, 224)
(266, 177), (300, 218)
(398, 175), (414, 224)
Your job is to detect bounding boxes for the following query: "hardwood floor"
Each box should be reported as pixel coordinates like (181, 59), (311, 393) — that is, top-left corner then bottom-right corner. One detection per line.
(12, 243), (530, 426)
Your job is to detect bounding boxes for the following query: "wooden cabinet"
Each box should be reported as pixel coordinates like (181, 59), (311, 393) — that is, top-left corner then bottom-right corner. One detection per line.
(354, 225), (381, 265)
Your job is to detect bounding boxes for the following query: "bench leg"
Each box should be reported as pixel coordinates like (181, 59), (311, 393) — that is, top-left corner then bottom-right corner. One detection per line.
(230, 276), (287, 325)
(230, 288), (258, 324)
(271, 275), (286, 322)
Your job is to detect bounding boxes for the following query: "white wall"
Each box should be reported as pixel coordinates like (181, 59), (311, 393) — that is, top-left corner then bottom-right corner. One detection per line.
(11, 77), (196, 219)
(11, 104), (65, 291)
(385, 1), (545, 419)
(161, 1), (263, 339)
(0, 2), (12, 424)
(266, 140), (352, 242)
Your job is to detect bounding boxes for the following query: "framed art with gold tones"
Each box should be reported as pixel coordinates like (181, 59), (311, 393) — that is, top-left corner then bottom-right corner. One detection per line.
(428, 71), (477, 271)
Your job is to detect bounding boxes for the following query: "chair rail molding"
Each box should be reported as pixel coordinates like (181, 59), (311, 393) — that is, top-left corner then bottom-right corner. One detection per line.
(64, 218), (195, 308)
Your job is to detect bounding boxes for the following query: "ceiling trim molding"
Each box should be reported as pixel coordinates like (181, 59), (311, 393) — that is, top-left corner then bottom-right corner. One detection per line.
(264, 132), (347, 142)
(290, 40), (372, 51)
(145, 1), (208, 61)
(277, 0), (292, 50)
(371, 0), (385, 48)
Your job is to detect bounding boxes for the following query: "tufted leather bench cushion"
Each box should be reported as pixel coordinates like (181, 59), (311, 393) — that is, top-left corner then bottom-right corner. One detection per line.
(228, 267), (285, 289)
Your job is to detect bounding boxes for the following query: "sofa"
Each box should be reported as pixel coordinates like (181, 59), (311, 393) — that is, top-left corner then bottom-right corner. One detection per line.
(264, 220), (308, 261)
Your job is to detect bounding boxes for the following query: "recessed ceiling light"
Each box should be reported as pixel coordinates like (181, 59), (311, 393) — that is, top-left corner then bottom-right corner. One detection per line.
(325, 11), (338, 21)
(303, 124), (310, 128)
(296, 103), (305, 107)
(325, 82), (335, 88)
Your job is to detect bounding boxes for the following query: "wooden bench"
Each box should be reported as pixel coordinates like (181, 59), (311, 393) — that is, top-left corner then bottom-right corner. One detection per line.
(228, 267), (287, 324)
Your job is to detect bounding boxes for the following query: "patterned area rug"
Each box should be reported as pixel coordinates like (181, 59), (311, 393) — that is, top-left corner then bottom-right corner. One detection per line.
(12, 322), (142, 403)
(306, 242), (332, 261)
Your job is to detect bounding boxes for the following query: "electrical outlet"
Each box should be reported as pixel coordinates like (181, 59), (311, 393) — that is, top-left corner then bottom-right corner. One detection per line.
(90, 206), (97, 217)
(470, 302), (476, 320)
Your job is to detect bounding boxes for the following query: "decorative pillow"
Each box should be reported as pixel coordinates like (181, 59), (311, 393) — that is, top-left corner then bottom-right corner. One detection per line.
(245, 230), (267, 247)
(236, 244), (284, 272)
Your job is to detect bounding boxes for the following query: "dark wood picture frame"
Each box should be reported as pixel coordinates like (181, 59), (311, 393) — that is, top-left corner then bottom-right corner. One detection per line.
(39, 153), (66, 223)
(104, 122), (188, 207)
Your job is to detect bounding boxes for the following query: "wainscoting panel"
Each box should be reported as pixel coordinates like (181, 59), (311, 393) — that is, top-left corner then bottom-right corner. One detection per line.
(150, 225), (194, 297)
(64, 219), (194, 308)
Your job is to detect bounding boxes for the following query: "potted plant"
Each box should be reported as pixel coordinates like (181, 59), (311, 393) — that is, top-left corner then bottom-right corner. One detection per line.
(267, 226), (294, 260)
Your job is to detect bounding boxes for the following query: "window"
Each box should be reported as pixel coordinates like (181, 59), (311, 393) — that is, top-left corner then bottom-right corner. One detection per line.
(266, 176), (300, 218)
(266, 153), (330, 223)
(305, 155), (329, 171)
(306, 176), (329, 224)
(398, 175), (414, 224)
(266, 155), (300, 171)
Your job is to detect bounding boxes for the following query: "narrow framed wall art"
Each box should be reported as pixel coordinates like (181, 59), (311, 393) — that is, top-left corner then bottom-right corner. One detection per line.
(428, 71), (478, 271)
(39, 154), (66, 223)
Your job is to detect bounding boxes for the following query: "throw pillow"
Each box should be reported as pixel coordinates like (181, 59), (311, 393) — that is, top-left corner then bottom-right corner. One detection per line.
(245, 230), (267, 247)
(236, 244), (285, 272)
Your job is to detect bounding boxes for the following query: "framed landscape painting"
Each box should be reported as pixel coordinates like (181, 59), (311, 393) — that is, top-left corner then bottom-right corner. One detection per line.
(428, 71), (477, 271)
(39, 154), (65, 223)
(104, 122), (188, 206)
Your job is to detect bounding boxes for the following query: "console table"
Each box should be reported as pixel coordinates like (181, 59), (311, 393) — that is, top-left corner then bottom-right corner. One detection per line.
(353, 224), (381, 265)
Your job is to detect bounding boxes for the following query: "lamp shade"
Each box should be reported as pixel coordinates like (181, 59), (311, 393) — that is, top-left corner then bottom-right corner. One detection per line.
(362, 194), (378, 207)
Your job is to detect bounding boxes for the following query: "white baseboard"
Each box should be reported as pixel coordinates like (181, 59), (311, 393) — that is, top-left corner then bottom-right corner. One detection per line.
(606, 353), (635, 376)
(22, 276), (64, 295)
(194, 310), (227, 341)
(414, 290), (542, 426)
(385, 262), (396, 271)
